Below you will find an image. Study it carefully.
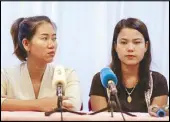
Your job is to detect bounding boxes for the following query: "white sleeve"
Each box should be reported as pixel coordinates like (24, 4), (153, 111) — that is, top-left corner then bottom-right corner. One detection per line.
(64, 69), (82, 111)
(1, 69), (8, 105)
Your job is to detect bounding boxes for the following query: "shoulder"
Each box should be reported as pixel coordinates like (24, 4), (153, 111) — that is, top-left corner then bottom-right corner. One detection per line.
(51, 64), (77, 75)
(91, 72), (102, 86)
(151, 71), (167, 84)
(49, 63), (75, 73)
(151, 70), (168, 89)
(50, 64), (79, 82)
(151, 71), (166, 78)
(64, 67), (80, 84)
(89, 71), (107, 97)
(150, 71), (169, 97)
(1, 63), (25, 78)
(64, 67), (77, 76)
(93, 72), (100, 80)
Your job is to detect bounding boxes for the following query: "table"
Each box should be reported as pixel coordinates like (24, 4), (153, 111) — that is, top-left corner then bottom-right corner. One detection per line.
(1, 111), (169, 121)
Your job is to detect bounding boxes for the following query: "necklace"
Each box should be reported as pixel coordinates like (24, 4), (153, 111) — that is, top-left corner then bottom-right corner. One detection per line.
(124, 85), (137, 103)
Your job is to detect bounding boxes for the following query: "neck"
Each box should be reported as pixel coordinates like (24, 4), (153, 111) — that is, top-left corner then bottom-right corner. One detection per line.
(121, 63), (139, 88)
(27, 58), (47, 83)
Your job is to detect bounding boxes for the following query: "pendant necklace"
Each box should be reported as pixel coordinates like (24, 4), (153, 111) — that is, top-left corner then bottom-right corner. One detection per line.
(125, 84), (137, 103)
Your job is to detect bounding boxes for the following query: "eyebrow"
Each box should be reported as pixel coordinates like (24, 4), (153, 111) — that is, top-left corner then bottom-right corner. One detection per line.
(120, 38), (142, 41)
(133, 38), (142, 41)
(40, 33), (56, 36)
(120, 38), (128, 41)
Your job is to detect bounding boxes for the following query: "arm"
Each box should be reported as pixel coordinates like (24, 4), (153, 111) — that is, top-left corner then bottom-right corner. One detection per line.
(1, 97), (64, 112)
(151, 95), (168, 107)
(90, 95), (107, 111)
(1, 99), (39, 111)
(1, 69), (7, 106)
(1, 69), (38, 111)
(64, 69), (82, 111)
(2, 96), (72, 112)
(151, 72), (169, 107)
(89, 72), (108, 111)
(1, 69), (67, 112)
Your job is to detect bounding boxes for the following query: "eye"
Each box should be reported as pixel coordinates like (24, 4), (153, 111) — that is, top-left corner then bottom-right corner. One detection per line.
(41, 37), (48, 41)
(121, 41), (127, 44)
(52, 37), (57, 41)
(134, 41), (141, 44)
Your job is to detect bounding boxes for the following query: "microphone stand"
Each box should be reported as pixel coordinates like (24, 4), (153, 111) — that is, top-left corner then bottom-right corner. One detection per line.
(89, 94), (115, 117)
(110, 95), (115, 117)
(114, 93), (126, 121)
(45, 85), (87, 120)
(58, 93), (63, 121)
(45, 86), (64, 120)
(89, 92), (136, 121)
(89, 95), (115, 116)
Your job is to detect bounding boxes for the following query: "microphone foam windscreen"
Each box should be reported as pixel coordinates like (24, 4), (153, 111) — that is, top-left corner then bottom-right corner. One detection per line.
(100, 67), (118, 88)
(52, 65), (66, 89)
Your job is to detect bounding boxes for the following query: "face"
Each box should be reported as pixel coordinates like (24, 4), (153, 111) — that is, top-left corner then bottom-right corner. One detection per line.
(23, 22), (57, 63)
(115, 28), (148, 66)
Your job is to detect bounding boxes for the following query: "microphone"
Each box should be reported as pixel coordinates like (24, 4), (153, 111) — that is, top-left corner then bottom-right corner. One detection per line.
(148, 105), (166, 117)
(52, 66), (66, 93)
(100, 67), (118, 95)
(162, 105), (169, 116)
(100, 67), (125, 121)
(45, 66), (87, 117)
(45, 66), (66, 120)
(90, 67), (137, 119)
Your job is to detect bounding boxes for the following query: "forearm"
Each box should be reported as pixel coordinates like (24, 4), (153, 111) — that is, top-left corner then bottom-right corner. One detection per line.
(65, 69), (82, 111)
(151, 95), (168, 107)
(65, 87), (81, 111)
(65, 96), (81, 111)
(90, 95), (108, 111)
(1, 98), (39, 111)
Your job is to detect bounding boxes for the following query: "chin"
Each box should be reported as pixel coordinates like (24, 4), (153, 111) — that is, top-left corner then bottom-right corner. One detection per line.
(123, 61), (139, 66)
(126, 63), (139, 66)
(45, 58), (54, 63)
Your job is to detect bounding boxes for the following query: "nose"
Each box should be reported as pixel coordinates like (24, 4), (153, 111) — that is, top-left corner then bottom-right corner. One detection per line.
(47, 40), (56, 49)
(127, 43), (135, 52)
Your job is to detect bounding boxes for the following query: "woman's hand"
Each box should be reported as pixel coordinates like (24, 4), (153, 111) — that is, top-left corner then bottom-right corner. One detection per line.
(36, 96), (74, 112)
(62, 100), (74, 110)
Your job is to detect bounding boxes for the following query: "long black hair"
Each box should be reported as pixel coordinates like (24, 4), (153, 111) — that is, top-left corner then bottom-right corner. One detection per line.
(110, 18), (151, 94)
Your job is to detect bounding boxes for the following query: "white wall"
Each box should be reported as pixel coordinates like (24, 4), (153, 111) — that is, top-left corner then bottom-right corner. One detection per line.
(1, 1), (169, 111)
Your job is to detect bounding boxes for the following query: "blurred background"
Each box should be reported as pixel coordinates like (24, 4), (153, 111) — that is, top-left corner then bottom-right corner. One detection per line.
(1, 1), (169, 111)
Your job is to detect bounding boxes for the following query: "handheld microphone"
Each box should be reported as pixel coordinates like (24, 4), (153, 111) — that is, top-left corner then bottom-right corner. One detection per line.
(148, 105), (166, 117)
(100, 67), (118, 95)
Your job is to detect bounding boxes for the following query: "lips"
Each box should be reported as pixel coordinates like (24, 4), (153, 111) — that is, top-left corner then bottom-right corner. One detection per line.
(48, 51), (55, 55)
(126, 55), (135, 57)
(126, 55), (135, 58)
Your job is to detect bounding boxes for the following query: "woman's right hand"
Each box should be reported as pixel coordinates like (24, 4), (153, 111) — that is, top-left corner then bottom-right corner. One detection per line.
(36, 96), (74, 112)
